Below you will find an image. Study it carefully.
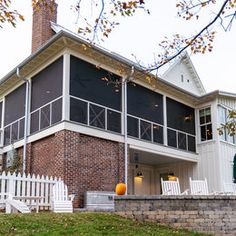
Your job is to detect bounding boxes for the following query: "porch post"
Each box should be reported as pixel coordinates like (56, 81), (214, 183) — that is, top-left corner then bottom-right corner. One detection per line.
(62, 53), (70, 121)
(122, 77), (128, 194)
(163, 95), (168, 146)
(123, 66), (134, 194)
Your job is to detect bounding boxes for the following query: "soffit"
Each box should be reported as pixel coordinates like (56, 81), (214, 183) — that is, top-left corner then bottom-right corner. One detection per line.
(0, 37), (66, 97)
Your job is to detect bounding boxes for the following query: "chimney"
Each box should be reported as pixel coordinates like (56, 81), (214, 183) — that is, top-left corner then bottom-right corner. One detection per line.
(32, 1), (58, 53)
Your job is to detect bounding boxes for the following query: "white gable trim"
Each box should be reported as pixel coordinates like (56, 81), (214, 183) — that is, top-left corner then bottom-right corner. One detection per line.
(162, 52), (206, 95)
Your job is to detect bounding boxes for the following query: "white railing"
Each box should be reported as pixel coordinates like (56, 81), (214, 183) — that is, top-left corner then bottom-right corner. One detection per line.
(70, 96), (122, 133)
(30, 96), (62, 134)
(167, 127), (196, 152)
(3, 116), (25, 146)
(127, 114), (164, 144)
(0, 171), (62, 210)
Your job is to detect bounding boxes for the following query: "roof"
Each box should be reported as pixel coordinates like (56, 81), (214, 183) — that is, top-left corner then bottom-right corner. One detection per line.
(0, 23), (235, 106)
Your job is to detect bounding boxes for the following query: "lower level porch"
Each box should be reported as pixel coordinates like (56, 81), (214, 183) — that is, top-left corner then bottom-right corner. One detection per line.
(127, 148), (197, 195)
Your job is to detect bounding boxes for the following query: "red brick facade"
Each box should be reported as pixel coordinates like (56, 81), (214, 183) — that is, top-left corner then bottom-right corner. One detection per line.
(32, 2), (57, 53)
(17, 130), (125, 207)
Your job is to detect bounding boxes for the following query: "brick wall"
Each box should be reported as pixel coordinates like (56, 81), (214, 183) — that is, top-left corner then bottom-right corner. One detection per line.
(32, 2), (57, 53)
(15, 130), (125, 208)
(62, 130), (125, 207)
(115, 195), (236, 235)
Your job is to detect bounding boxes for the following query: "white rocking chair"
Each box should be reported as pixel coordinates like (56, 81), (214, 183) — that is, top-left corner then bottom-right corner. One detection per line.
(189, 177), (209, 195)
(161, 178), (188, 195)
(51, 181), (75, 213)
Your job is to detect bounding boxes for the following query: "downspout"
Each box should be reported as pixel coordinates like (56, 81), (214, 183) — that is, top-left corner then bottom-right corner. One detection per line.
(16, 68), (29, 173)
(123, 66), (134, 194)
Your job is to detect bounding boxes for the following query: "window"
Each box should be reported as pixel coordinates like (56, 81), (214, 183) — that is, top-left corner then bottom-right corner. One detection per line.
(218, 105), (236, 144)
(219, 106), (227, 141)
(0, 102), (2, 128)
(199, 107), (212, 141)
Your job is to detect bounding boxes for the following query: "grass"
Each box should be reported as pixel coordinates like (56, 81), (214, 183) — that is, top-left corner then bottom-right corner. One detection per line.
(0, 212), (207, 236)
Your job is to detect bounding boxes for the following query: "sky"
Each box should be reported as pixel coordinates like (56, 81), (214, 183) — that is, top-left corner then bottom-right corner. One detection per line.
(0, 0), (236, 93)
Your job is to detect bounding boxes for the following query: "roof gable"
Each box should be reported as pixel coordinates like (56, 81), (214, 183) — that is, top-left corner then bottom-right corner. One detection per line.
(161, 53), (206, 96)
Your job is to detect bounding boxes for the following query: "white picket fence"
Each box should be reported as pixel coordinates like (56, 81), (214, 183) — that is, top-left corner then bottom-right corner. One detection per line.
(0, 171), (62, 210)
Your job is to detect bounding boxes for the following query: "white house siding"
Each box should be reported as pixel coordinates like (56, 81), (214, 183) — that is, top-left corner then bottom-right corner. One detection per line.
(219, 142), (236, 187)
(197, 141), (220, 192)
(218, 97), (236, 110)
(128, 161), (194, 195)
(155, 161), (195, 194)
(162, 61), (203, 96)
(128, 164), (156, 195)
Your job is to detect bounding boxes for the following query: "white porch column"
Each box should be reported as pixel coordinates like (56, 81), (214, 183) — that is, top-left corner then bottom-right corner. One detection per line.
(163, 95), (168, 146)
(1, 98), (5, 147)
(62, 53), (70, 121)
(122, 76), (128, 194)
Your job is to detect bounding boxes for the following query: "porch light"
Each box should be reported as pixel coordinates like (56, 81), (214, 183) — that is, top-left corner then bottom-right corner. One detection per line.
(135, 164), (144, 178)
(136, 170), (144, 178)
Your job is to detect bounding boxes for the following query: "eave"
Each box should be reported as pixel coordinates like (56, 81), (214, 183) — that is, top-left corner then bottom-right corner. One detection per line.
(1, 30), (235, 107)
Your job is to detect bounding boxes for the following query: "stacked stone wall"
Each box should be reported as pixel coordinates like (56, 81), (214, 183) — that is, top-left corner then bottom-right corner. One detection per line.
(115, 195), (236, 235)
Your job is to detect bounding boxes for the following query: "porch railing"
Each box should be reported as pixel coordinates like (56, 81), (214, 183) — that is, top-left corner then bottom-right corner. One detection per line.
(70, 96), (122, 134)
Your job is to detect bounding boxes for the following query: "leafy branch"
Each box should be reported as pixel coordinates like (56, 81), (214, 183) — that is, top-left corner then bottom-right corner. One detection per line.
(218, 110), (236, 136)
(147, 0), (233, 72)
(0, 0), (24, 28)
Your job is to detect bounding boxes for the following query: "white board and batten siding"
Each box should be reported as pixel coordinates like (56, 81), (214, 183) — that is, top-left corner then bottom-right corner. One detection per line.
(162, 59), (205, 96)
(155, 161), (195, 194)
(197, 141), (221, 192)
(219, 142), (236, 186)
(218, 97), (236, 110)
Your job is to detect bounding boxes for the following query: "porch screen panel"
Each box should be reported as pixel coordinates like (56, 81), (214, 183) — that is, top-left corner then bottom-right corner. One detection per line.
(70, 98), (87, 124)
(30, 57), (63, 134)
(167, 129), (177, 147)
(107, 110), (121, 133)
(127, 116), (139, 138)
(52, 98), (62, 124)
(0, 102), (2, 128)
(153, 125), (163, 144)
(70, 55), (121, 111)
(188, 135), (196, 152)
(4, 83), (26, 125)
(31, 57), (63, 111)
(127, 83), (163, 124)
(166, 97), (195, 135)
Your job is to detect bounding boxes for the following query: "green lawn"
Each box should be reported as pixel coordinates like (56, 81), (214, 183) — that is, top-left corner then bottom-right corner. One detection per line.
(0, 212), (207, 236)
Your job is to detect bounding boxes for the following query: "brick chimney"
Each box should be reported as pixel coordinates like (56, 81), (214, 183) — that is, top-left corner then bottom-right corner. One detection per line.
(32, 2), (58, 53)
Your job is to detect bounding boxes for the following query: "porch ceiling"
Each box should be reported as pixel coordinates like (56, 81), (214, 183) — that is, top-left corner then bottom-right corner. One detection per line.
(130, 149), (190, 165)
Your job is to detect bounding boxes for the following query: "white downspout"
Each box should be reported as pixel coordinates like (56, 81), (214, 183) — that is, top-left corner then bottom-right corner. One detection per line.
(16, 68), (29, 173)
(124, 66), (134, 194)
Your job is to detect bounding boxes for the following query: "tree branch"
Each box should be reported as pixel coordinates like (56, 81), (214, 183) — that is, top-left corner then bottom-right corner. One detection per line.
(149, 0), (230, 72)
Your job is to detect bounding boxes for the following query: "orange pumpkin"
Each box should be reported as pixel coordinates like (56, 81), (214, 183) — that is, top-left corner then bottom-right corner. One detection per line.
(115, 183), (126, 195)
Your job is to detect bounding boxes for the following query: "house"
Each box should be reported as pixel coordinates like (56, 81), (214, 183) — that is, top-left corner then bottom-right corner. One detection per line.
(0, 3), (235, 207)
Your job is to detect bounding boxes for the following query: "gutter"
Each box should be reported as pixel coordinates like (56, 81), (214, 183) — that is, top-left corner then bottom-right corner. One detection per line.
(123, 66), (134, 194)
(16, 68), (29, 173)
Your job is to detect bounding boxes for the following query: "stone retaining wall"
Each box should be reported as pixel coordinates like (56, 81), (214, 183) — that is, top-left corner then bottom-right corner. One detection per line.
(114, 195), (236, 235)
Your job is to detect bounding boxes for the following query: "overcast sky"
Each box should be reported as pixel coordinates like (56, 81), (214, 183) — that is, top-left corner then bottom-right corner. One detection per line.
(0, 0), (236, 93)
